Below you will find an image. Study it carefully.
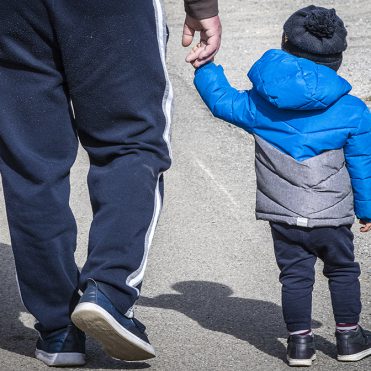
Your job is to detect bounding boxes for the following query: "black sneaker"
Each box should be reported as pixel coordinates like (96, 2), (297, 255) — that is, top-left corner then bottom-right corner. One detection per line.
(72, 279), (155, 361)
(287, 334), (316, 367)
(35, 324), (86, 367)
(336, 326), (371, 361)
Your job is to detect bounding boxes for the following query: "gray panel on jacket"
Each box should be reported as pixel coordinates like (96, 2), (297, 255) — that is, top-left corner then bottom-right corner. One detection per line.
(254, 135), (355, 227)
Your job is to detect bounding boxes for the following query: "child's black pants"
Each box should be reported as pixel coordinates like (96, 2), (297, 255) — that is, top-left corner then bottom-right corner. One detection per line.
(270, 222), (361, 332)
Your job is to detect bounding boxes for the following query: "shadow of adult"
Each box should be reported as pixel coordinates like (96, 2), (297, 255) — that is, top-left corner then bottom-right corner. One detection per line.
(0, 243), (150, 370)
(138, 280), (336, 361)
(0, 243), (35, 358)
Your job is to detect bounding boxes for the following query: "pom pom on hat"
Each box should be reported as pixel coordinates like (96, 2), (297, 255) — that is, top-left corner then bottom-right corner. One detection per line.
(304, 7), (337, 38)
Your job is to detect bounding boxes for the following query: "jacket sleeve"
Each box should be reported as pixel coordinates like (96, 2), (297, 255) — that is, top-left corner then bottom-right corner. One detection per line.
(194, 62), (256, 133)
(344, 106), (371, 222)
(184, 0), (218, 20)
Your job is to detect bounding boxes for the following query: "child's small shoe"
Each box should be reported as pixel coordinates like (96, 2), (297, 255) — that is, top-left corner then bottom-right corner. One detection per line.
(286, 334), (316, 367)
(336, 326), (371, 361)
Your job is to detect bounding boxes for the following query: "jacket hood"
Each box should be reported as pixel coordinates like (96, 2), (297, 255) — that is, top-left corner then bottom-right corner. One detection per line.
(248, 49), (351, 110)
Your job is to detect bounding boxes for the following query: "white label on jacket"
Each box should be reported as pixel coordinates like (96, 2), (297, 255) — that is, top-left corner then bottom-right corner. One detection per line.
(297, 217), (308, 227)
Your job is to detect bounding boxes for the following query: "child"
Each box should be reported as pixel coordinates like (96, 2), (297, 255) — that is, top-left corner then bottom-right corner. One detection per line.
(192, 5), (371, 367)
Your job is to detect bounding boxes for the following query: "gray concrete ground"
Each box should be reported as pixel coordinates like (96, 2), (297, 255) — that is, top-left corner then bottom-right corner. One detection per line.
(0, 0), (370, 370)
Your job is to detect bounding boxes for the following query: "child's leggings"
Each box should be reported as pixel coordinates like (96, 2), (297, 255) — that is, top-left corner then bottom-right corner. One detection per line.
(270, 222), (361, 332)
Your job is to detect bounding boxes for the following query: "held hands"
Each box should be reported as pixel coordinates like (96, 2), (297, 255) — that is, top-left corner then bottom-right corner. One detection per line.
(359, 220), (371, 233)
(182, 14), (221, 68)
(189, 42), (212, 68)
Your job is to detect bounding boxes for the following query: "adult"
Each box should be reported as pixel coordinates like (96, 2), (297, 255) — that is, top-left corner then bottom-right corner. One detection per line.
(0, 0), (221, 367)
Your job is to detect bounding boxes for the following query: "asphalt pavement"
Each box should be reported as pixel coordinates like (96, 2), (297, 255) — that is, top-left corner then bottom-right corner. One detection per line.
(0, 0), (370, 370)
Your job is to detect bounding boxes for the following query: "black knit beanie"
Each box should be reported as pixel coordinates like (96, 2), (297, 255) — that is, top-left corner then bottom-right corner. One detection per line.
(282, 5), (347, 71)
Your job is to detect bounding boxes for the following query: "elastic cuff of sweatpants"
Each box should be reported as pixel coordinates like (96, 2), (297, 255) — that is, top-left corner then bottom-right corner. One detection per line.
(334, 315), (360, 325)
(287, 322), (313, 333)
(185, 1), (219, 20)
(96, 281), (137, 317)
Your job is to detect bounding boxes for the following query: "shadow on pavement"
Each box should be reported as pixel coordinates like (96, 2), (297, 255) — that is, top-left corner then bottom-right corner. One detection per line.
(0, 243), (150, 370)
(138, 280), (337, 362)
(0, 243), (36, 358)
(83, 347), (151, 370)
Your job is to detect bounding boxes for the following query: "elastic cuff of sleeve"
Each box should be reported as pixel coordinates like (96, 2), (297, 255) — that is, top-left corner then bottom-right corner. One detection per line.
(194, 61), (215, 74)
(185, 0), (219, 20)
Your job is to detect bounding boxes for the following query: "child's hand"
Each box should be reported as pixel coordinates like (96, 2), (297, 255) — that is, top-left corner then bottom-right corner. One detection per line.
(359, 220), (371, 232)
(190, 42), (213, 68)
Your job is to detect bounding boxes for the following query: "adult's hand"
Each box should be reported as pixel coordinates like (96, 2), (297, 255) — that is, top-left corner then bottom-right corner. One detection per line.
(182, 14), (222, 68)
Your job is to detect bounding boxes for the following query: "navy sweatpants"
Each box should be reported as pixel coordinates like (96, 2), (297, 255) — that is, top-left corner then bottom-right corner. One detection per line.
(0, 0), (172, 332)
(270, 223), (361, 332)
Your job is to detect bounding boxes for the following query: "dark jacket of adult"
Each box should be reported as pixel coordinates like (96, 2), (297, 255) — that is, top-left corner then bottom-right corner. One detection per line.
(184, 0), (219, 19)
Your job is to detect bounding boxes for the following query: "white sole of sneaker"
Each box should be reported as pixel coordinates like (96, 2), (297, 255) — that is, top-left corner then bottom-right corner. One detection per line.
(337, 347), (371, 361)
(71, 302), (156, 361)
(287, 354), (316, 367)
(35, 349), (86, 367)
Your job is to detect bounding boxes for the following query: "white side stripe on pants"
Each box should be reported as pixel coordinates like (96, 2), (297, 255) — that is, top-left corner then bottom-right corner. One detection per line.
(126, 0), (173, 292)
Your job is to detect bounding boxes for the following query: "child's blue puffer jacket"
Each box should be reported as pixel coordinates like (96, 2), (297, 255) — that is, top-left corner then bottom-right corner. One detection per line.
(194, 49), (371, 227)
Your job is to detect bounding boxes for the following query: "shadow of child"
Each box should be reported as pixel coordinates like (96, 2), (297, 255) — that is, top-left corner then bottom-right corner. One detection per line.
(138, 280), (336, 362)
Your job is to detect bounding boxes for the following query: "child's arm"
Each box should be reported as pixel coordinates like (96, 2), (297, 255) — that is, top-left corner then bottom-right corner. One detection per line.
(344, 106), (371, 232)
(193, 59), (256, 133)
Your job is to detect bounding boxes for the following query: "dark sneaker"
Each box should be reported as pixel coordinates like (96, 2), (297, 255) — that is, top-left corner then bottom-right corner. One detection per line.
(336, 326), (371, 361)
(287, 334), (316, 367)
(35, 324), (86, 367)
(71, 279), (155, 361)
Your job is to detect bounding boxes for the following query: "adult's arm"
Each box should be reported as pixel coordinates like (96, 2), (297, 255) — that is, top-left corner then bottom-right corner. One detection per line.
(182, 0), (221, 67)
(184, 0), (219, 20)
